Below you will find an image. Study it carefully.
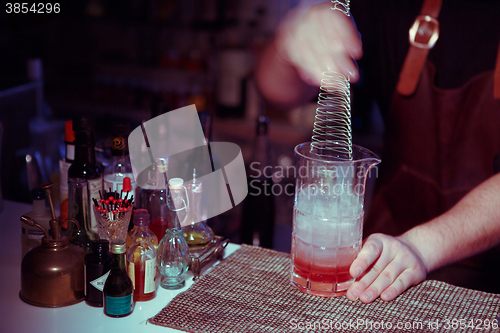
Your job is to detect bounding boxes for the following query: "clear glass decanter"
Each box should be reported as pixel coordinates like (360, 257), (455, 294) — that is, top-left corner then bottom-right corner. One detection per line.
(156, 178), (190, 289)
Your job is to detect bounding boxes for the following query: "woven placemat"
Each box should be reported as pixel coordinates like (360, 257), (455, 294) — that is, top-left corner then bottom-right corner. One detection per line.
(149, 245), (500, 332)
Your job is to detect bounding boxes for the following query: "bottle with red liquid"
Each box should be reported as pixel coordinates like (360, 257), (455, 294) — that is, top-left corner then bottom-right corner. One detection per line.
(126, 212), (157, 302)
(59, 120), (75, 226)
(148, 158), (170, 240)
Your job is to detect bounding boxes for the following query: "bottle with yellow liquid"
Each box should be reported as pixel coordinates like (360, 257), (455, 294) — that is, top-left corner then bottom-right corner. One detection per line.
(181, 169), (214, 251)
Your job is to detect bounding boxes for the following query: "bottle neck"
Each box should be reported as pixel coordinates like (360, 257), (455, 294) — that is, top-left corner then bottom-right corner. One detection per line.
(134, 224), (151, 237)
(74, 131), (97, 164)
(252, 116), (270, 168)
(168, 212), (182, 230)
(31, 198), (47, 214)
(186, 185), (202, 222)
(112, 252), (126, 270)
(156, 171), (168, 190)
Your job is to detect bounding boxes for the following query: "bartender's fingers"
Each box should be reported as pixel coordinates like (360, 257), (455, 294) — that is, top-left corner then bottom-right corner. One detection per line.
(356, 258), (407, 303)
(379, 268), (425, 301)
(346, 235), (388, 301)
(349, 234), (384, 280)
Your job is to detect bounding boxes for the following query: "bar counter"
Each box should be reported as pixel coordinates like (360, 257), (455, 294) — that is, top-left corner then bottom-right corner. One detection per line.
(3, 200), (500, 333)
(0, 200), (239, 333)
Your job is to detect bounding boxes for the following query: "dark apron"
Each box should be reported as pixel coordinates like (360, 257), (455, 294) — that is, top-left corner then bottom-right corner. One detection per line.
(365, 59), (500, 292)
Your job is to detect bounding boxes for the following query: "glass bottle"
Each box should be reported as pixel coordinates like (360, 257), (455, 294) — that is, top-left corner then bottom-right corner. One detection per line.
(126, 212), (157, 302)
(241, 115), (275, 248)
(126, 209), (159, 250)
(103, 121), (136, 204)
(148, 158), (170, 240)
(157, 178), (190, 290)
(84, 239), (112, 307)
(59, 120), (75, 225)
(22, 188), (52, 258)
(182, 169), (214, 251)
(103, 243), (134, 317)
(135, 139), (157, 211)
(68, 115), (102, 253)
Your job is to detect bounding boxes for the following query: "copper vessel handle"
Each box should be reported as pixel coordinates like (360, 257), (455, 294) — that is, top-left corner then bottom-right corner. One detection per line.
(64, 218), (81, 232)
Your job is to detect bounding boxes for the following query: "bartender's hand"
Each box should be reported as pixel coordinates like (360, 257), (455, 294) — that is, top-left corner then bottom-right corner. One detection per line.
(346, 233), (427, 303)
(274, 1), (363, 86)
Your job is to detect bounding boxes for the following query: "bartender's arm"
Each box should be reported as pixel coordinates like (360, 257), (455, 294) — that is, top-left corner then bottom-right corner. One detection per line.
(348, 173), (500, 303)
(256, 1), (500, 303)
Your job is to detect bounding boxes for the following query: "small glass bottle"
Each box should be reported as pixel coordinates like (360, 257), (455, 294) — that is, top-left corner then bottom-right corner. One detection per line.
(126, 212), (157, 302)
(157, 178), (190, 290)
(22, 188), (52, 258)
(126, 210), (159, 250)
(84, 239), (113, 307)
(103, 243), (134, 317)
(182, 169), (214, 251)
(149, 158), (170, 240)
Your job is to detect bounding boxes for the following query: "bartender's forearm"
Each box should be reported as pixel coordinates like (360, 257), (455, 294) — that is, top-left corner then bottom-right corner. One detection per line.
(255, 41), (318, 109)
(399, 173), (500, 273)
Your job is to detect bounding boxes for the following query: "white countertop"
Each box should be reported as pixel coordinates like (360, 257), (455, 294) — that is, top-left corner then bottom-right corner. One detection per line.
(0, 200), (240, 333)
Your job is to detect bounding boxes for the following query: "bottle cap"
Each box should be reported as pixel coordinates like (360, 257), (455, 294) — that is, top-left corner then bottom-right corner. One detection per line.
(110, 243), (126, 254)
(72, 115), (96, 132)
(133, 212), (151, 226)
(169, 178), (184, 189)
(122, 177), (132, 192)
(31, 188), (46, 200)
(64, 120), (75, 143)
(91, 239), (109, 253)
(156, 158), (168, 173)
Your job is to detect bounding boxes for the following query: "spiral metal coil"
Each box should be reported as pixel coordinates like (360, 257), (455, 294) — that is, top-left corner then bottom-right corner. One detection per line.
(331, 0), (350, 16)
(311, 71), (352, 160)
(310, 0), (352, 160)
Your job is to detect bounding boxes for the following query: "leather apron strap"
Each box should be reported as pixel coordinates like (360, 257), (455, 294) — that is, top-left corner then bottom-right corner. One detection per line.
(398, 0), (500, 98)
(495, 41), (500, 98)
(396, 0), (442, 96)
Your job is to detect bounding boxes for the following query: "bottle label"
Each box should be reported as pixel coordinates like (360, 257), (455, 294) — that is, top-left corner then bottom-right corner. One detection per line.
(90, 270), (110, 292)
(104, 173), (136, 199)
(144, 259), (156, 293)
(88, 178), (103, 232)
(27, 229), (45, 240)
(105, 294), (133, 316)
(112, 136), (126, 152)
(128, 259), (156, 294)
(66, 144), (75, 161)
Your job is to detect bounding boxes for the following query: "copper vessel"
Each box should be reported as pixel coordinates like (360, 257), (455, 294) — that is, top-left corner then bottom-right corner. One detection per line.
(19, 182), (86, 307)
